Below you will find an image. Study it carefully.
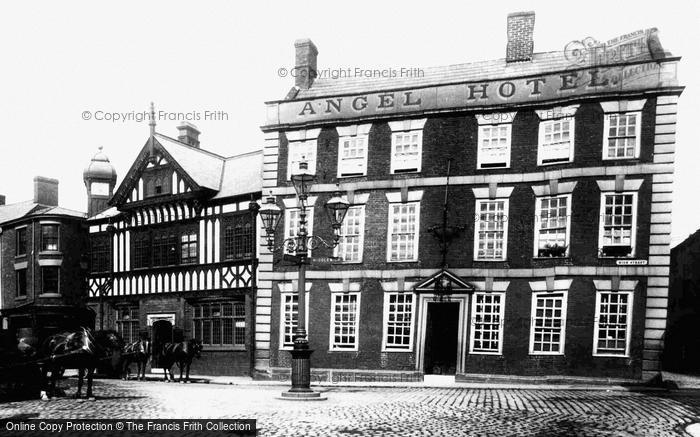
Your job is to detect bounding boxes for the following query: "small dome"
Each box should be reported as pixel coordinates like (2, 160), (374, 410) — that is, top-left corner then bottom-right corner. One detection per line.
(83, 146), (117, 183)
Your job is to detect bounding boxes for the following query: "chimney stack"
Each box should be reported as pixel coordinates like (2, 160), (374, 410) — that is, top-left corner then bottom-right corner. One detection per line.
(0, 195), (5, 206)
(294, 38), (318, 90)
(33, 176), (59, 206)
(177, 122), (201, 148)
(506, 11), (535, 63)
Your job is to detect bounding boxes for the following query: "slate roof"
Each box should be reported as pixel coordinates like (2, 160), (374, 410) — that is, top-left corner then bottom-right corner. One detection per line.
(0, 201), (84, 225)
(0, 201), (39, 225)
(212, 150), (263, 200)
(95, 133), (262, 220)
(288, 34), (667, 101)
(154, 133), (225, 191)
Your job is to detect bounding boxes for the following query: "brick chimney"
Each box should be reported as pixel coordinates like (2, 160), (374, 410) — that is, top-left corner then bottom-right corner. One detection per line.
(34, 176), (59, 206)
(294, 38), (318, 90)
(177, 122), (201, 148)
(0, 195), (5, 206)
(506, 11), (535, 63)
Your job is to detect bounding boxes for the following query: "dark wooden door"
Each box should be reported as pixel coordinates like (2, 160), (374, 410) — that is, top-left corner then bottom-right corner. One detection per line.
(423, 302), (459, 375)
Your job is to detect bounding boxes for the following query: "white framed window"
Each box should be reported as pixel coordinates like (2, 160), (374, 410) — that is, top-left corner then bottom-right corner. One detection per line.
(593, 291), (633, 357)
(382, 292), (415, 351)
(288, 140), (317, 177)
(529, 291), (567, 355)
(284, 207), (315, 255)
(337, 124), (371, 177)
(534, 195), (571, 258)
(477, 123), (512, 169)
(334, 205), (365, 263)
(474, 199), (509, 261)
(387, 202), (420, 262)
(391, 131), (422, 173)
(603, 112), (641, 160)
(598, 192), (637, 258)
(469, 292), (505, 354)
(329, 293), (360, 351)
(388, 119), (426, 174)
(538, 118), (575, 165)
(279, 292), (309, 349)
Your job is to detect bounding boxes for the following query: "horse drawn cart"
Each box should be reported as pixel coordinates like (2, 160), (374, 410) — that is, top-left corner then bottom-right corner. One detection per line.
(0, 331), (43, 400)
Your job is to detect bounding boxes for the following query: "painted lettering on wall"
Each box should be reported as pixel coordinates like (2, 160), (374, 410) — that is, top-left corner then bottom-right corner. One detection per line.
(264, 61), (670, 127)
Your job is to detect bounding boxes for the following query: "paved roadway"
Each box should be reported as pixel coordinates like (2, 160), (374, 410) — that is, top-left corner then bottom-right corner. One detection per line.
(2, 379), (700, 436)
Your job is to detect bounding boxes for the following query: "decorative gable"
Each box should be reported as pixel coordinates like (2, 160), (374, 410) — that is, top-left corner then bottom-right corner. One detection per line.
(110, 137), (204, 208)
(414, 269), (474, 293)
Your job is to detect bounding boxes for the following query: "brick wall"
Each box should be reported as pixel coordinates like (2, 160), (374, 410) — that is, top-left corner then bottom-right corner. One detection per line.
(276, 99), (657, 185)
(268, 277), (646, 379)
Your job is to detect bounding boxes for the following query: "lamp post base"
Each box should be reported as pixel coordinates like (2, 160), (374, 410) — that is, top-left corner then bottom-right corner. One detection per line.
(278, 347), (327, 401)
(277, 391), (327, 401)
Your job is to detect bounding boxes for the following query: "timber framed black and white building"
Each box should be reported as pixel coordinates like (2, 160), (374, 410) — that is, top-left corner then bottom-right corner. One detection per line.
(85, 120), (261, 375)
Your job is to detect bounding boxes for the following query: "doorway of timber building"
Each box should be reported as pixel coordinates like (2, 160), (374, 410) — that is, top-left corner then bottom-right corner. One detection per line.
(151, 320), (173, 369)
(423, 302), (459, 375)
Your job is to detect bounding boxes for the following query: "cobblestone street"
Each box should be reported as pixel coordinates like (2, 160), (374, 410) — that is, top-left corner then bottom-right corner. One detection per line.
(2, 379), (700, 436)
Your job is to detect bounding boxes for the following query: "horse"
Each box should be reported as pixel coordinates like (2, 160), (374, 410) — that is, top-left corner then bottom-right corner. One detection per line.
(158, 339), (202, 383)
(121, 338), (151, 381)
(39, 328), (124, 399)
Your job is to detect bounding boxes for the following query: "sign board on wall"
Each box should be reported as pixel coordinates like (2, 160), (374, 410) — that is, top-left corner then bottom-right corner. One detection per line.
(264, 60), (678, 128)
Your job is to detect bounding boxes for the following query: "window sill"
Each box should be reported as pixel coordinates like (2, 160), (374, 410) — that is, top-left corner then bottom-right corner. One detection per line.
(328, 348), (359, 353)
(532, 256), (570, 260)
(381, 348), (414, 353)
(602, 156), (640, 161)
(598, 255), (636, 259)
(338, 173), (367, 178)
(477, 165), (509, 170)
(14, 296), (28, 301)
(14, 254), (27, 260)
(201, 346), (246, 352)
(593, 353), (629, 358)
(335, 260), (363, 265)
(387, 259), (419, 264)
(38, 293), (61, 298)
(537, 160), (573, 166)
(474, 259), (508, 262)
(38, 251), (62, 256)
(469, 351), (503, 356)
(528, 352), (564, 356)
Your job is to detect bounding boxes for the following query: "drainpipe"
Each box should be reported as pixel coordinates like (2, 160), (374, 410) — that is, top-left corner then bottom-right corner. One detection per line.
(0, 226), (4, 329)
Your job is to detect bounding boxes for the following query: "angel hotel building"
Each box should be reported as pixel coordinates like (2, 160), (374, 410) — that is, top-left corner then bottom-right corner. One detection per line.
(255, 12), (683, 382)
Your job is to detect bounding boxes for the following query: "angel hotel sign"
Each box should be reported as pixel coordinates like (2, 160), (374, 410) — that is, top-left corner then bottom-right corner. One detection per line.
(264, 59), (677, 128)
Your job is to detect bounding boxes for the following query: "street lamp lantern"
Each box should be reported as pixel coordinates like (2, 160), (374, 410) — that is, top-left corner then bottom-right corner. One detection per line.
(325, 191), (349, 242)
(258, 195), (282, 250)
(290, 161), (315, 199)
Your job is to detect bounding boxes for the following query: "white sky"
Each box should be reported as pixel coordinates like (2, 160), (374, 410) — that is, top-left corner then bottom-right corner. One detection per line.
(1, 0), (698, 246)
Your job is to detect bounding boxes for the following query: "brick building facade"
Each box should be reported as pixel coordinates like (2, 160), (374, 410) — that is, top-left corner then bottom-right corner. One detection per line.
(0, 177), (92, 339)
(85, 121), (262, 376)
(255, 12), (683, 381)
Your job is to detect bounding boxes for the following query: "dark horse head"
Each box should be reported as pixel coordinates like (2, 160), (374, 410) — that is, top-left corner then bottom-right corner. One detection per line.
(189, 339), (203, 359)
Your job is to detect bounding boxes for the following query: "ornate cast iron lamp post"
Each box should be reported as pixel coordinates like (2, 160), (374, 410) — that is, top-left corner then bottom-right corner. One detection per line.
(258, 162), (349, 400)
